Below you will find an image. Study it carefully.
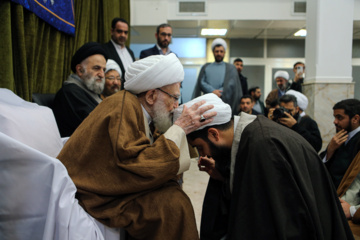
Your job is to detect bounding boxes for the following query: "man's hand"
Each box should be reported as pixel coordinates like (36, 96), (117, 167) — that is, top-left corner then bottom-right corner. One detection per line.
(326, 129), (348, 160)
(212, 89), (223, 98)
(294, 72), (303, 83)
(340, 198), (352, 219)
(174, 100), (217, 135)
(278, 111), (297, 128)
(198, 156), (224, 181)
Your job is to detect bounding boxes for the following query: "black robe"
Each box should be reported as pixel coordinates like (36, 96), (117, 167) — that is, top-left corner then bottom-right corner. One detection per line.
(201, 116), (353, 240)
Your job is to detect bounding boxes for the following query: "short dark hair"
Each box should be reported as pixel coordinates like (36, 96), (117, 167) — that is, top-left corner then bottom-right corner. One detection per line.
(111, 18), (129, 29)
(279, 94), (298, 108)
(333, 99), (360, 119)
(293, 62), (305, 69)
(248, 86), (260, 95)
(156, 23), (172, 34)
(187, 119), (233, 142)
(233, 58), (243, 63)
(241, 95), (253, 102)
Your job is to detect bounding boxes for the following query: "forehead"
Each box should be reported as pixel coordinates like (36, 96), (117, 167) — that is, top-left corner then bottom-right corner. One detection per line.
(159, 26), (172, 33)
(105, 70), (120, 76)
(276, 77), (286, 82)
(234, 61), (243, 65)
(294, 63), (305, 68)
(280, 101), (295, 108)
(162, 82), (181, 94)
(114, 21), (128, 30)
(213, 46), (225, 52)
(334, 109), (347, 117)
(241, 98), (251, 103)
(86, 54), (106, 67)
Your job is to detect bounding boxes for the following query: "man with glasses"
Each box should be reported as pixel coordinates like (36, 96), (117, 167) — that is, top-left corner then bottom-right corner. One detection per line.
(103, 18), (135, 85)
(101, 59), (122, 99)
(140, 23), (175, 59)
(57, 53), (216, 240)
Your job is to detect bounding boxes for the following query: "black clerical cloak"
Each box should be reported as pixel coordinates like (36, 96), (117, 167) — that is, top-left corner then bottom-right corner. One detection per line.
(226, 116), (353, 239)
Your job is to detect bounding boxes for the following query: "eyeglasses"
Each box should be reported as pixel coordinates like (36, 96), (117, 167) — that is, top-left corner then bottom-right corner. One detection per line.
(106, 76), (121, 81)
(156, 88), (179, 102)
(160, 32), (172, 37)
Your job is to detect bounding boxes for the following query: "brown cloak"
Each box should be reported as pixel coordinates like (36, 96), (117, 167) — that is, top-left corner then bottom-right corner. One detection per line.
(58, 90), (198, 240)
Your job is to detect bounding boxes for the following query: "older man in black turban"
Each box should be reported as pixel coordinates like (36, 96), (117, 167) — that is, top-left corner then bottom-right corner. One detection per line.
(52, 42), (108, 137)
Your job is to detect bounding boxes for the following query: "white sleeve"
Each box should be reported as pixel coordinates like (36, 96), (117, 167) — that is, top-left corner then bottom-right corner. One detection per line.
(164, 125), (191, 174)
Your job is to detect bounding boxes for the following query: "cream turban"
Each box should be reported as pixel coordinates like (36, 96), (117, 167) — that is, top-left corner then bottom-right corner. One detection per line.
(211, 38), (227, 51)
(274, 71), (289, 81)
(124, 53), (184, 94)
(173, 93), (232, 131)
(286, 90), (308, 111)
(105, 59), (122, 77)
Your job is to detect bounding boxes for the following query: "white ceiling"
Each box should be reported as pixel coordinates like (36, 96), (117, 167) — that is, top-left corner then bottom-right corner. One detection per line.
(130, 19), (360, 43)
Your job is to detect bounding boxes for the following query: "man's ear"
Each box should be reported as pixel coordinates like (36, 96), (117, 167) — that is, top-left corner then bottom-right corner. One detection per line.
(207, 128), (220, 143)
(76, 64), (84, 76)
(145, 89), (157, 106)
(353, 114), (360, 124)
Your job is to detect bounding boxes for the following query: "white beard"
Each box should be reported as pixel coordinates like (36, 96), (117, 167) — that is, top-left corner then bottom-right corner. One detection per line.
(83, 73), (104, 95)
(152, 100), (173, 134)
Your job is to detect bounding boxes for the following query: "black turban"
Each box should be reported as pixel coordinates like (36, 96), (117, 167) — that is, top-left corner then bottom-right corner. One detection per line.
(70, 42), (108, 73)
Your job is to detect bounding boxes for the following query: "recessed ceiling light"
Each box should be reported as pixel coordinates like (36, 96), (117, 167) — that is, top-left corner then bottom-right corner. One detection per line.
(201, 28), (227, 36)
(294, 29), (307, 37)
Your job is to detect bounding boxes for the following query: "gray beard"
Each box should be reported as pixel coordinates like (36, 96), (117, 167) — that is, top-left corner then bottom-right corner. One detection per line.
(83, 73), (104, 95)
(152, 101), (173, 134)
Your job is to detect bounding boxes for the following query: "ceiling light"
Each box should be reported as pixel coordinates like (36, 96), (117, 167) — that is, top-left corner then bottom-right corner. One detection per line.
(201, 28), (227, 36)
(294, 29), (307, 37)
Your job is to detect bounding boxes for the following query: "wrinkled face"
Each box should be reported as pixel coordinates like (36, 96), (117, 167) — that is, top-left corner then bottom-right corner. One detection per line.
(156, 27), (172, 49)
(111, 21), (129, 47)
(79, 54), (106, 94)
(240, 98), (253, 114)
(234, 61), (243, 73)
(103, 70), (121, 96)
(152, 83), (181, 133)
(333, 109), (352, 133)
(279, 101), (299, 117)
(213, 46), (225, 63)
(276, 77), (287, 91)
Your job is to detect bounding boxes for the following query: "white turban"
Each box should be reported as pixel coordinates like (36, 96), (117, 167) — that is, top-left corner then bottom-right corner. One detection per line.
(211, 38), (227, 51)
(124, 53), (184, 94)
(286, 90), (308, 111)
(105, 59), (122, 77)
(173, 93), (232, 131)
(274, 71), (289, 81)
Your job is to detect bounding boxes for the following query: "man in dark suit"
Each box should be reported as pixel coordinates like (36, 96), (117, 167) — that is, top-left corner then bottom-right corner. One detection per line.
(249, 86), (265, 115)
(103, 18), (135, 87)
(320, 99), (360, 189)
(140, 23), (174, 59)
(233, 58), (248, 96)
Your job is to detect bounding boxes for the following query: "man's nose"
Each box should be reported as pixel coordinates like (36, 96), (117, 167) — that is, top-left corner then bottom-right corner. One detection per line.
(99, 70), (105, 78)
(173, 100), (179, 108)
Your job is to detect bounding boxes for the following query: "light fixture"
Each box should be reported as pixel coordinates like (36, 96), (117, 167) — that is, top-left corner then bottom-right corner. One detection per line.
(201, 28), (227, 36)
(294, 29), (307, 37)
